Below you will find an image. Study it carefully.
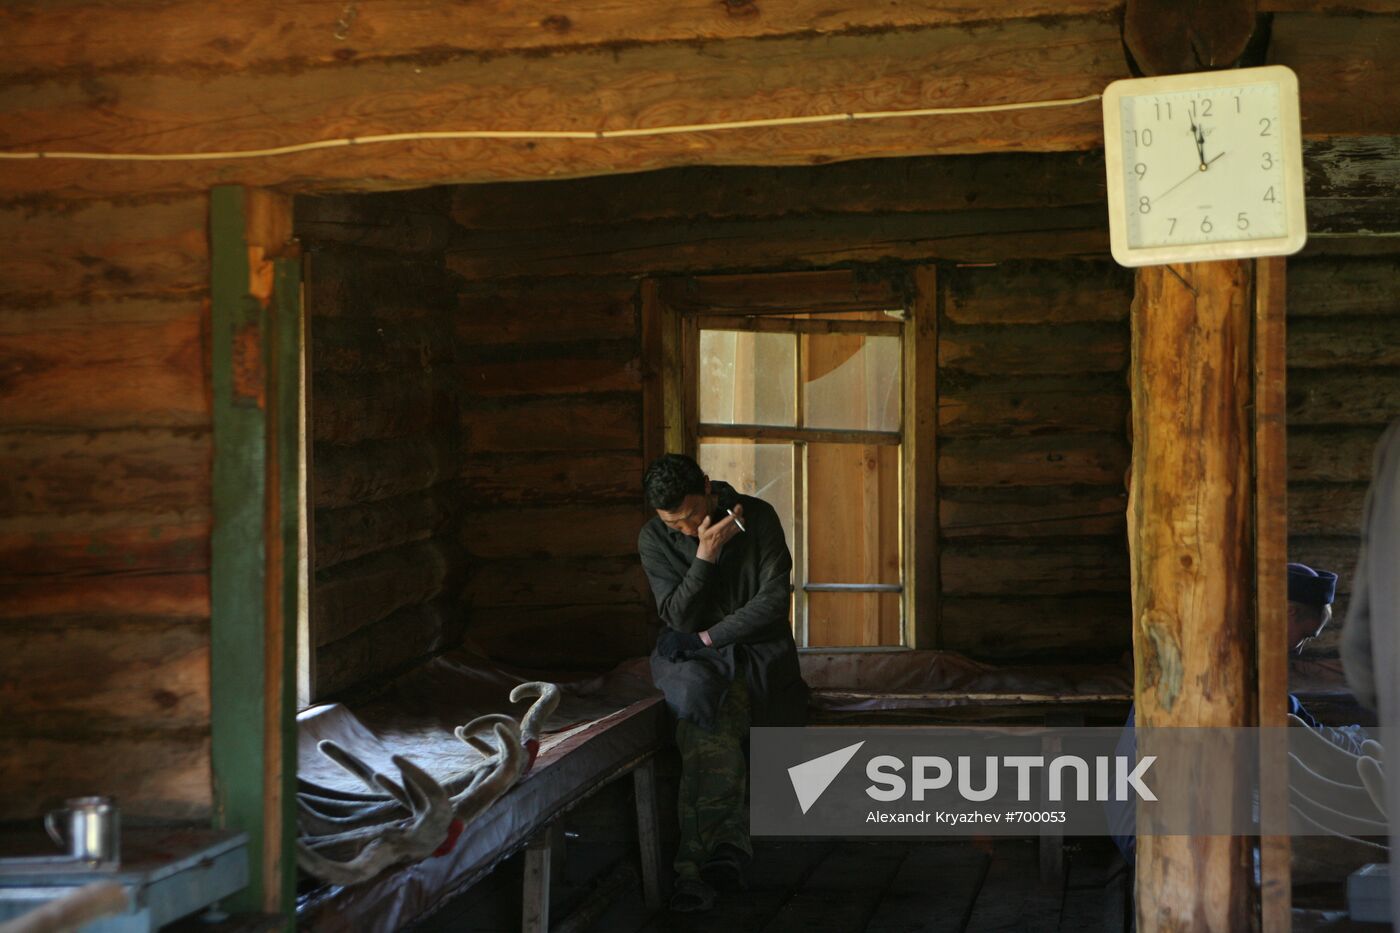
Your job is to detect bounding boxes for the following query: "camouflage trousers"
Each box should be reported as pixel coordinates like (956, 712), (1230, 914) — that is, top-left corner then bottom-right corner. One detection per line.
(674, 677), (753, 881)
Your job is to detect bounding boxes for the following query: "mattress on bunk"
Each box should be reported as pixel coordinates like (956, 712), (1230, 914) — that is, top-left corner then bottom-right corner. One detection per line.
(296, 649), (666, 932)
(800, 649), (1133, 713)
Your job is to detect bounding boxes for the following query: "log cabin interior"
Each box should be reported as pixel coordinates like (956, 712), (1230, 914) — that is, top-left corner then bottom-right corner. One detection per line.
(2, 2), (1399, 931)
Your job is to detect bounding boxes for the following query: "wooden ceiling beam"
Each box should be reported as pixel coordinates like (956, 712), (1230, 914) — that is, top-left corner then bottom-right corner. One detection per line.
(0, 11), (1397, 198)
(0, 1), (1121, 77)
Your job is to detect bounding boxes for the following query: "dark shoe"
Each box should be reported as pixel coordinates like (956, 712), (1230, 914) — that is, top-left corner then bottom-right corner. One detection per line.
(700, 843), (750, 892)
(669, 877), (717, 913)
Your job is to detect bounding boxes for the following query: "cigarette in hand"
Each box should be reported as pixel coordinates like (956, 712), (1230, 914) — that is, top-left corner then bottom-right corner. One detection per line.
(727, 508), (746, 532)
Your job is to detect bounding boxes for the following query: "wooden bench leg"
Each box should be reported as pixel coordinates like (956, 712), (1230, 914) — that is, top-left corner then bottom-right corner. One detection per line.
(1040, 713), (1084, 885)
(633, 757), (664, 910)
(522, 826), (554, 933)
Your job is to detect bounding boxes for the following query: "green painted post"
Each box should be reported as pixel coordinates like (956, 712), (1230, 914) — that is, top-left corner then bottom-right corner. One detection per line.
(209, 187), (300, 919)
(210, 185), (269, 913)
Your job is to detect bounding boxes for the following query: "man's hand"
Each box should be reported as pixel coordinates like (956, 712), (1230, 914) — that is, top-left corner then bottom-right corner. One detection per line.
(695, 504), (744, 563)
(657, 629), (704, 662)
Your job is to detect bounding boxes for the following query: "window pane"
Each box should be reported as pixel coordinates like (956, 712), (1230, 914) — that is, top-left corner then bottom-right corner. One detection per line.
(806, 443), (900, 587)
(697, 441), (795, 551)
(699, 330), (795, 426)
(803, 334), (900, 431)
(807, 591), (902, 647)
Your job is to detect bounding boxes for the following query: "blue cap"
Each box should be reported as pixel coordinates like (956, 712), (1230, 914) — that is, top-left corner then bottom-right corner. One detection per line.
(1287, 562), (1338, 608)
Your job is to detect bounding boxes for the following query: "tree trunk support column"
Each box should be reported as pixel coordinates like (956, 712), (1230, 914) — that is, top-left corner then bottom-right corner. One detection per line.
(1130, 260), (1257, 932)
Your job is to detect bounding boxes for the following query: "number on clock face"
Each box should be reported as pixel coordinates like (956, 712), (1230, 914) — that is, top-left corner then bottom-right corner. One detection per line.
(1120, 83), (1288, 249)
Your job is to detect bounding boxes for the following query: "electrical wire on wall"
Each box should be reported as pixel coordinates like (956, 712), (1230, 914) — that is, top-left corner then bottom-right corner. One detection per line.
(0, 94), (1102, 162)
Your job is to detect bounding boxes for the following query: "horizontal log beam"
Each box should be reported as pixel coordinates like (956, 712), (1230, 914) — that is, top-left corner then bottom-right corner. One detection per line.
(0, 2), (1122, 77)
(0, 17), (1125, 198)
(295, 190), (455, 254)
(314, 537), (461, 647)
(0, 511), (209, 581)
(456, 156), (1108, 233)
(457, 281), (638, 347)
(1287, 317), (1400, 368)
(313, 434), (460, 509)
(0, 200), (208, 303)
(0, 617), (209, 731)
(461, 504), (645, 560)
(465, 556), (650, 608)
(1288, 255), (1400, 314)
(0, 571), (208, 620)
(1287, 369), (1400, 425)
(940, 485), (1127, 538)
(0, 734), (211, 821)
(0, 15), (1396, 197)
(315, 598), (460, 699)
(1289, 426), (1390, 482)
(315, 488), (453, 571)
(938, 322), (1127, 375)
(938, 373), (1129, 437)
(940, 594), (1132, 660)
(460, 343), (642, 398)
(447, 205), (1110, 279)
(0, 427), (209, 516)
(312, 316), (456, 376)
(940, 541), (1129, 596)
(464, 604), (656, 671)
(945, 260), (1131, 324)
(940, 433), (1130, 486)
(461, 452), (644, 506)
(312, 371), (458, 444)
(464, 394), (641, 453)
(305, 249), (459, 320)
(1288, 482), (1369, 536)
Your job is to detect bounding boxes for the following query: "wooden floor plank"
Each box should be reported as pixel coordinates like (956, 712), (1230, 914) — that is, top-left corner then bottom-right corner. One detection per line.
(962, 840), (1041, 932)
(1058, 841), (1131, 933)
(864, 841), (992, 933)
(761, 843), (910, 933)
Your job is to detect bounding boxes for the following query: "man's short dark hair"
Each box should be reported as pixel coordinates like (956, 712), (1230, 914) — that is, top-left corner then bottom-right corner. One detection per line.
(643, 454), (706, 511)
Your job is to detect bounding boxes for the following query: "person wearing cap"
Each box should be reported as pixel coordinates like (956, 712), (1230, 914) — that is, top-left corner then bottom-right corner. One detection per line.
(1107, 561), (1356, 862)
(1286, 562), (1338, 663)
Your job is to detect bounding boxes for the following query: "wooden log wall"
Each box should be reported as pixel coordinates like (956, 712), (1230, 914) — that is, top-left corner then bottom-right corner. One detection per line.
(456, 277), (656, 669)
(937, 261), (1134, 661)
(295, 189), (469, 699)
(0, 196), (214, 821)
(1286, 254), (1400, 658)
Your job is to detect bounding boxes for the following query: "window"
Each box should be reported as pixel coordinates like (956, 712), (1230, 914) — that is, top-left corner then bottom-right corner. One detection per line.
(646, 270), (936, 649)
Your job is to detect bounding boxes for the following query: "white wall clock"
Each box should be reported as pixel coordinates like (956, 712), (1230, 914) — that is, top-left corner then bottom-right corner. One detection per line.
(1102, 64), (1306, 268)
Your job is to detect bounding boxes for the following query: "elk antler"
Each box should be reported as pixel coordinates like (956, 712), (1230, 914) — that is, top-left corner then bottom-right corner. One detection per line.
(510, 681), (561, 745)
(296, 748), (452, 885)
(451, 721), (528, 825)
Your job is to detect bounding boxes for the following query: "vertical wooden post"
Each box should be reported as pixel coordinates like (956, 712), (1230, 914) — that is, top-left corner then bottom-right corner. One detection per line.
(906, 267), (939, 649)
(210, 186), (301, 918)
(522, 829), (553, 933)
(1130, 260), (1256, 932)
(633, 757), (664, 910)
(1254, 257), (1291, 931)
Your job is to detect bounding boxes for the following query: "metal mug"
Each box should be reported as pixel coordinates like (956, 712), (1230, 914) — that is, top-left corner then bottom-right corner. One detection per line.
(44, 796), (120, 864)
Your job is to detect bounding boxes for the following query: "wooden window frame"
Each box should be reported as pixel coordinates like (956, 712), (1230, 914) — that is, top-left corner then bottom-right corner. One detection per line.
(642, 269), (939, 650)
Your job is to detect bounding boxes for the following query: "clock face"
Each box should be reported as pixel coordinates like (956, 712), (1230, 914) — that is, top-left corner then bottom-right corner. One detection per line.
(1101, 65), (1306, 267)
(1120, 84), (1287, 249)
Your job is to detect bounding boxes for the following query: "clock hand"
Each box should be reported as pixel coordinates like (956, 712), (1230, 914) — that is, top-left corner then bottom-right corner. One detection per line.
(1190, 117), (1206, 168)
(1152, 150), (1225, 204)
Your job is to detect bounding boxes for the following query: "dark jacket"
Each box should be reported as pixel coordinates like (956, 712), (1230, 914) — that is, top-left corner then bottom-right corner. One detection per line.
(638, 481), (809, 730)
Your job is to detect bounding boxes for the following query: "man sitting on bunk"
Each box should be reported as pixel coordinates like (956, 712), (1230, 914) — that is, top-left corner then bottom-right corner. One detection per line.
(638, 453), (810, 913)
